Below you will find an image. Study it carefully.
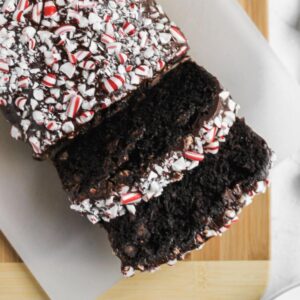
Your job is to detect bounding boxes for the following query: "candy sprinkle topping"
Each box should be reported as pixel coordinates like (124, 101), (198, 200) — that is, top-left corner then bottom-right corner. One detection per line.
(0, 0), (189, 157)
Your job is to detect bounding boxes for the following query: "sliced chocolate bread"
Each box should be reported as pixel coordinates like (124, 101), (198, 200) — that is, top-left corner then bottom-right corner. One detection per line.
(53, 60), (239, 223)
(0, 0), (188, 158)
(102, 118), (272, 276)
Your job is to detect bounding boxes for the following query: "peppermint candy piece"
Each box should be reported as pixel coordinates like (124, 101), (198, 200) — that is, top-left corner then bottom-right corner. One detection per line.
(135, 65), (150, 77)
(62, 121), (75, 133)
(46, 120), (60, 131)
(156, 59), (165, 72)
(223, 111), (236, 127)
(2, 0), (16, 12)
(121, 193), (142, 205)
(139, 31), (148, 48)
(71, 0), (96, 9)
(219, 91), (230, 101)
(18, 76), (30, 88)
(0, 59), (9, 73)
(16, 0), (29, 11)
(204, 127), (217, 143)
(74, 50), (90, 62)
(29, 136), (42, 154)
(255, 181), (267, 193)
(159, 32), (172, 45)
(32, 110), (45, 125)
(103, 74), (125, 93)
(87, 214), (100, 225)
(42, 73), (56, 87)
(0, 97), (7, 106)
(44, 1), (57, 18)
(79, 60), (96, 70)
(123, 21), (136, 36)
(101, 33), (115, 44)
(28, 38), (36, 50)
(176, 45), (188, 57)
(67, 95), (83, 118)
(106, 42), (122, 54)
(11, 126), (22, 140)
(76, 111), (95, 124)
(116, 53), (128, 64)
(15, 96), (27, 111)
(183, 151), (205, 162)
(170, 25), (187, 44)
(204, 140), (220, 154)
(13, 9), (24, 22)
(106, 21), (114, 36)
(172, 157), (187, 172)
(60, 62), (76, 78)
(32, 2), (43, 24)
(55, 25), (76, 36)
(67, 51), (77, 64)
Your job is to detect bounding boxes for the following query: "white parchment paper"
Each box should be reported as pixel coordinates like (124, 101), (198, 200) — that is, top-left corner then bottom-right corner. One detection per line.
(1, 0), (300, 299)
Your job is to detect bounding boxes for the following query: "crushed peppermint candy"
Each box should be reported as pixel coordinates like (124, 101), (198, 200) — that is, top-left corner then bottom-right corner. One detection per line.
(0, 0), (189, 157)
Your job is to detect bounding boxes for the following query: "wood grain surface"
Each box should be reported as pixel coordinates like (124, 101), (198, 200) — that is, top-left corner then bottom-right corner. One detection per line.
(99, 261), (269, 300)
(0, 0), (270, 298)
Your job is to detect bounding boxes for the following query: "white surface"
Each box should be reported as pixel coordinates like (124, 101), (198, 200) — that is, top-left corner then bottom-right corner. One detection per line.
(263, 153), (300, 300)
(270, 0), (300, 83)
(265, 2), (300, 299)
(1, 0), (300, 299)
(271, 285), (300, 300)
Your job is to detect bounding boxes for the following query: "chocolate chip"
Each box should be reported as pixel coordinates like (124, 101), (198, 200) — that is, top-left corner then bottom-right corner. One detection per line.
(124, 245), (137, 258)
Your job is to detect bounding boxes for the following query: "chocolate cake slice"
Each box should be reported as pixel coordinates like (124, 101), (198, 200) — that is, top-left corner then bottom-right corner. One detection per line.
(102, 118), (272, 276)
(0, 0), (188, 158)
(53, 60), (239, 223)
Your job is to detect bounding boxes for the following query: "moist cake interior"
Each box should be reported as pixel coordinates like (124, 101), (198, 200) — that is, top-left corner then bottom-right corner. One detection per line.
(54, 61), (222, 200)
(102, 118), (271, 272)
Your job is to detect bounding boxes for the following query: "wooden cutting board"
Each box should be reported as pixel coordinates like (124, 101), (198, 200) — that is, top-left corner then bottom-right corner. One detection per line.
(0, 0), (270, 298)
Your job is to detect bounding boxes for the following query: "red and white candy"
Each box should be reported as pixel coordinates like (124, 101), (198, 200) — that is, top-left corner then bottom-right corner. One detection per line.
(176, 45), (188, 57)
(121, 193), (142, 205)
(44, 1), (57, 18)
(13, 9), (25, 22)
(66, 95), (83, 118)
(45, 120), (60, 131)
(116, 53), (128, 64)
(60, 62), (76, 79)
(74, 50), (90, 62)
(42, 73), (56, 87)
(28, 38), (36, 50)
(2, 0), (15, 13)
(32, 2), (43, 24)
(156, 59), (165, 72)
(103, 74), (125, 93)
(76, 111), (95, 124)
(170, 25), (187, 44)
(204, 127), (217, 143)
(204, 140), (220, 155)
(183, 151), (205, 162)
(79, 60), (96, 70)
(67, 51), (77, 64)
(123, 21), (136, 36)
(29, 136), (42, 155)
(0, 60), (9, 73)
(18, 76), (30, 88)
(101, 33), (115, 44)
(55, 25), (76, 36)
(135, 65), (149, 77)
(16, 0), (29, 11)
(15, 96), (27, 111)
